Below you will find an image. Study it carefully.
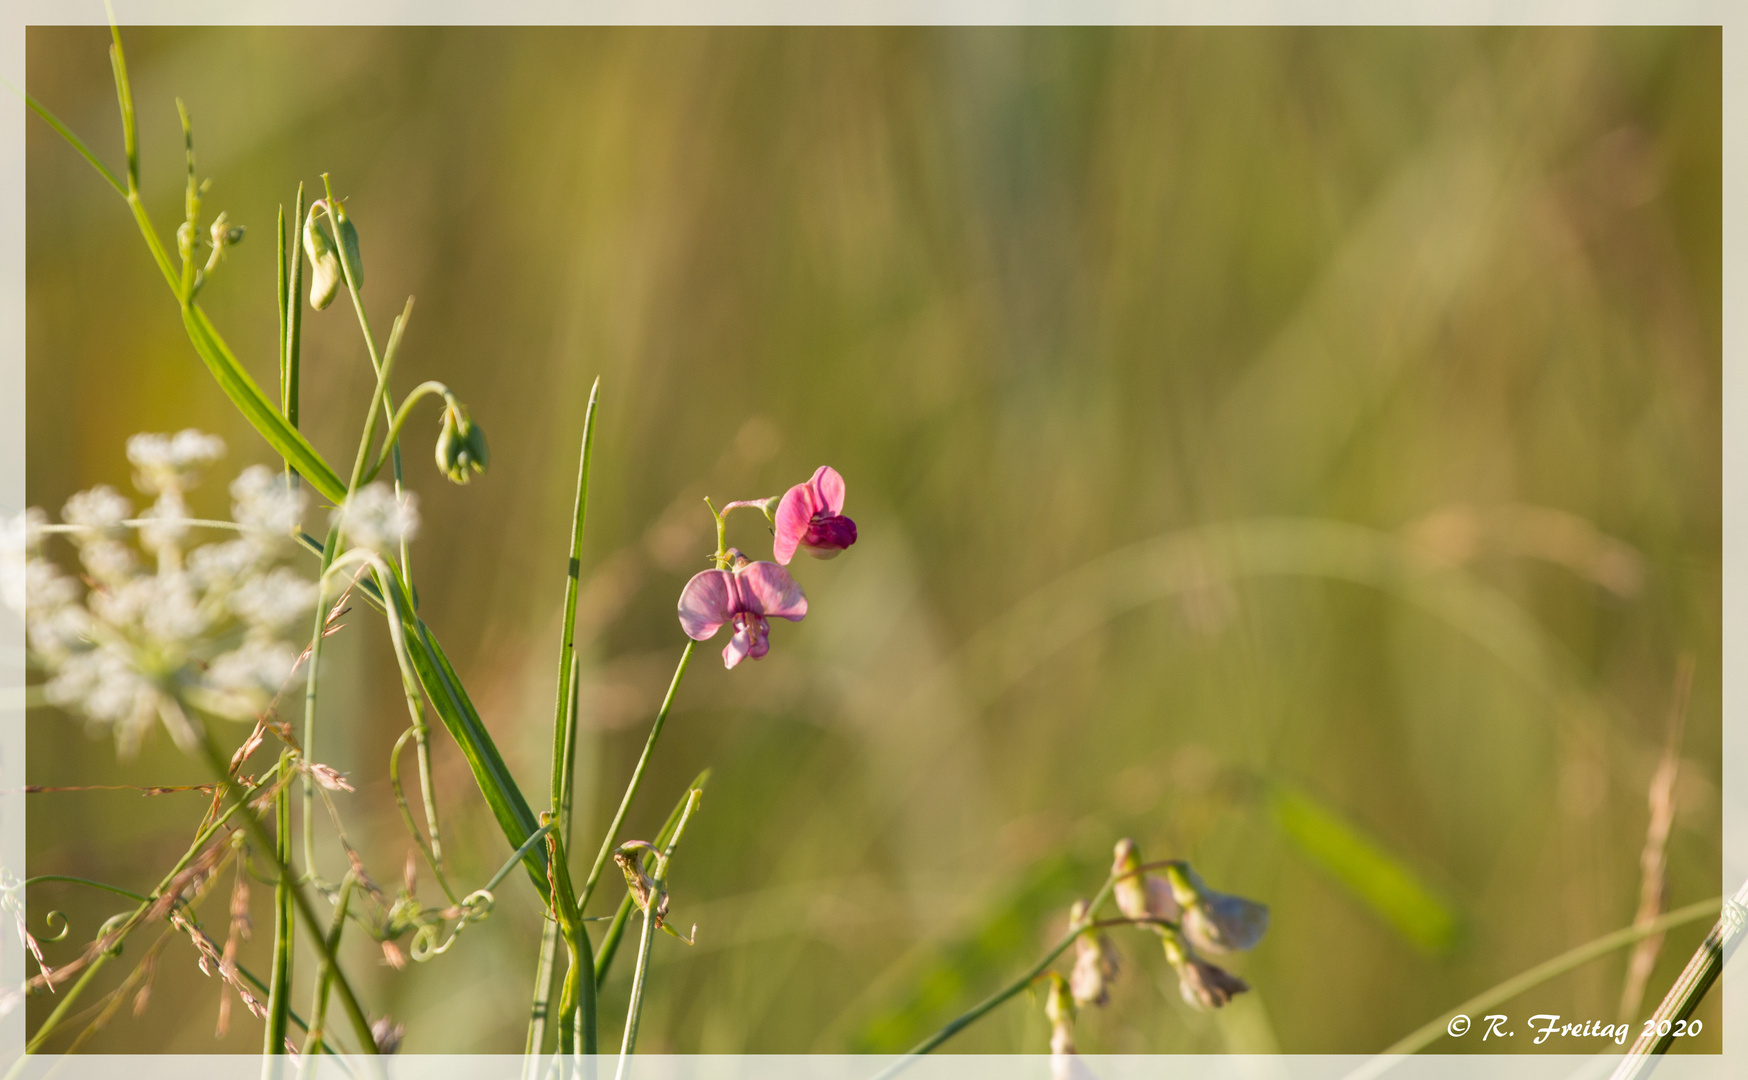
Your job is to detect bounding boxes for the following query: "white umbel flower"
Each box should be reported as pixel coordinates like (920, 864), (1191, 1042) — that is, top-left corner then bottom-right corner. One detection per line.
(20, 436), (320, 755)
(127, 430), (226, 495)
(334, 484), (419, 553)
(230, 465), (305, 540)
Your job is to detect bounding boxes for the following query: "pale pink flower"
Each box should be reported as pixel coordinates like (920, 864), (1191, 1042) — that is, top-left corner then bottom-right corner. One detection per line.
(773, 466), (857, 564)
(677, 552), (808, 669)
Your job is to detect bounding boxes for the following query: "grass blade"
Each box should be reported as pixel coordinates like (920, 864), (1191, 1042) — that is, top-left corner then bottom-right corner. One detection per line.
(1268, 781), (1463, 956)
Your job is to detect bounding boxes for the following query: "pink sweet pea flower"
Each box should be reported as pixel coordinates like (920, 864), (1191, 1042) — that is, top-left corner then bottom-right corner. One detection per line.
(677, 552), (809, 669)
(773, 466), (857, 564)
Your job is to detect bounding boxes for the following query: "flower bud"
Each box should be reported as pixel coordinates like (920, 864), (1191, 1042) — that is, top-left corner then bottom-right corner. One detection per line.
(435, 405), (489, 484)
(333, 204), (364, 289)
(1042, 971), (1076, 1055)
(1161, 930), (1249, 1010)
(1166, 863), (1269, 954)
(1111, 838), (1180, 924)
(304, 203), (342, 310)
(209, 212), (244, 253)
(1067, 900), (1119, 1007)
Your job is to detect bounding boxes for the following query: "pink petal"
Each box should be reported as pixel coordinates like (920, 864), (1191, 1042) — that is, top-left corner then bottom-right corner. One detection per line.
(736, 561), (808, 622)
(677, 569), (734, 640)
(772, 483), (817, 566)
(723, 626), (752, 668)
(809, 466), (846, 515)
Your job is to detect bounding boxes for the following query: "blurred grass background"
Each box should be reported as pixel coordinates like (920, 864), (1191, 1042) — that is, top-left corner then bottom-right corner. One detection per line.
(23, 25), (1720, 1055)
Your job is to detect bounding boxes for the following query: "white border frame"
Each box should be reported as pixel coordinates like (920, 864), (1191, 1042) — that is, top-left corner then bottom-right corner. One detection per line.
(1, 4), (1739, 1078)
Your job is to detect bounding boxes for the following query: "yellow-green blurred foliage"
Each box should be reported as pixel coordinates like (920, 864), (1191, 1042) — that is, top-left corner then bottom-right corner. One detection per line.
(24, 26), (1720, 1055)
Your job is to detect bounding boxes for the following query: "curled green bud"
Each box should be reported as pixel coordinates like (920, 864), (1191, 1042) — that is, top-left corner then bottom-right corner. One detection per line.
(435, 404), (489, 484)
(303, 203), (342, 309)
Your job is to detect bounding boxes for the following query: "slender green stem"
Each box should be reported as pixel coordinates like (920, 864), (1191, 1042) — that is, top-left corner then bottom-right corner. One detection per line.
(299, 873), (356, 1062)
(614, 909), (657, 1080)
(302, 523), (341, 884)
(265, 749), (296, 1058)
(390, 728), (458, 905)
(1608, 881), (1747, 1079)
(869, 871), (1121, 1080)
(283, 182), (306, 478)
(342, 298), (413, 496)
(361, 380), (452, 484)
(595, 770), (711, 987)
(528, 383), (601, 1058)
(614, 789), (702, 1075)
(15, 876), (147, 903)
(579, 641), (697, 910)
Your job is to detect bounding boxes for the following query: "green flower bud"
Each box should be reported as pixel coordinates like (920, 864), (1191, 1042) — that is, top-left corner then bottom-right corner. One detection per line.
(333, 203), (364, 291)
(303, 204), (342, 310)
(435, 405), (488, 485)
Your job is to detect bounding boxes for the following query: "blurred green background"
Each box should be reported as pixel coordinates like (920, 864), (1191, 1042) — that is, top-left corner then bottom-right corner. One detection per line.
(23, 26), (1721, 1055)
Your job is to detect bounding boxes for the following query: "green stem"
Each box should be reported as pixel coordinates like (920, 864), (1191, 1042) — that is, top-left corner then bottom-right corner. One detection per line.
(15, 876), (147, 903)
(869, 871), (1121, 1080)
(265, 749), (295, 1057)
(579, 641), (697, 911)
(614, 789), (702, 1075)
(302, 524), (341, 884)
(543, 823), (596, 1059)
(283, 182), (306, 478)
(360, 380), (452, 485)
(614, 909), (657, 1079)
(528, 383), (601, 1058)
(299, 873), (356, 1061)
(390, 728), (458, 905)
(595, 770), (711, 987)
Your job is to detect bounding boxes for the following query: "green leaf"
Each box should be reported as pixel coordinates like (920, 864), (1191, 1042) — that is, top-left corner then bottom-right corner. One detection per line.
(181, 305), (346, 502)
(1267, 781), (1463, 956)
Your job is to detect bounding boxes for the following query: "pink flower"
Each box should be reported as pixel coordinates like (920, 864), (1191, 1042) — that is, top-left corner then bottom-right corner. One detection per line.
(773, 466), (857, 564)
(677, 553), (809, 669)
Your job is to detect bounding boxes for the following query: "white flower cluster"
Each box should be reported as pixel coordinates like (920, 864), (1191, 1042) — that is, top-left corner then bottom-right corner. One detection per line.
(335, 483), (419, 553)
(3, 433), (317, 756)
